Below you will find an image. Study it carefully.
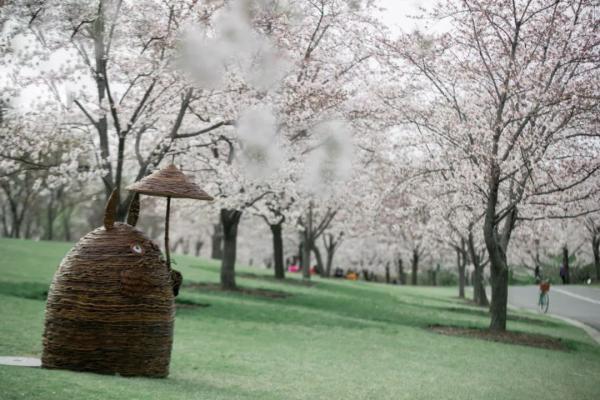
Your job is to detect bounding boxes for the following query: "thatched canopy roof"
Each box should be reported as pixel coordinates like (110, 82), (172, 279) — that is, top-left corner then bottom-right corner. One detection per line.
(127, 164), (213, 201)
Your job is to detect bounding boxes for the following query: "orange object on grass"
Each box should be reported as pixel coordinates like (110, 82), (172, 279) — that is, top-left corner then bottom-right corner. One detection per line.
(346, 272), (358, 281)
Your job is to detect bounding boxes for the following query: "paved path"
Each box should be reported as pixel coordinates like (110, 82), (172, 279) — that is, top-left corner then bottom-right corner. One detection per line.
(508, 285), (600, 334)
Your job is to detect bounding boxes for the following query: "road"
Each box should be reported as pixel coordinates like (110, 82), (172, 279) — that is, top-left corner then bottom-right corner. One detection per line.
(508, 285), (600, 332)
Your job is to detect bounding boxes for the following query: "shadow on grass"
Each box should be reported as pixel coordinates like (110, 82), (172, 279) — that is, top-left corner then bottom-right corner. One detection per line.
(183, 282), (292, 299)
(236, 272), (317, 287)
(437, 306), (563, 328)
(177, 275), (594, 353)
(1, 276), (587, 351)
(179, 281), (488, 334)
(428, 324), (570, 351)
(176, 297), (211, 309)
(0, 281), (48, 301)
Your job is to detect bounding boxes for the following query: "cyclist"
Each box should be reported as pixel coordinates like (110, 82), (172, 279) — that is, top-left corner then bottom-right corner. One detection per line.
(538, 279), (551, 313)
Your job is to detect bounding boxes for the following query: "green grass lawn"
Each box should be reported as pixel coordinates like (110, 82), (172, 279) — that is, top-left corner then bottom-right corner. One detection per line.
(1, 238), (599, 400)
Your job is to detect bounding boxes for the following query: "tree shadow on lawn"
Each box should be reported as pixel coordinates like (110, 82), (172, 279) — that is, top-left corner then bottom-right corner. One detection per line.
(366, 287), (562, 328)
(181, 283), (489, 333)
(440, 306), (563, 328)
(182, 263), (221, 275)
(193, 292), (593, 352)
(0, 281), (48, 301)
(236, 272), (317, 287)
(0, 280), (213, 312)
(0, 277), (565, 332)
(183, 282), (291, 299)
(180, 278), (594, 350)
(175, 297), (211, 310)
(10, 366), (277, 400)
(1, 278), (585, 351)
(429, 324), (570, 351)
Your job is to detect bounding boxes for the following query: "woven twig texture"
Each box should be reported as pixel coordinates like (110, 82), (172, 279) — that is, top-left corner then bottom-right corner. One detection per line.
(42, 222), (177, 378)
(127, 164), (213, 200)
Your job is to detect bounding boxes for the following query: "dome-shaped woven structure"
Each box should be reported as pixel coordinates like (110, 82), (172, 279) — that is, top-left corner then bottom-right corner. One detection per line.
(42, 192), (179, 378)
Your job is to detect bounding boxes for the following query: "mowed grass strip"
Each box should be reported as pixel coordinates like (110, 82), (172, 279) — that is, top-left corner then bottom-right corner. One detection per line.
(0, 238), (599, 400)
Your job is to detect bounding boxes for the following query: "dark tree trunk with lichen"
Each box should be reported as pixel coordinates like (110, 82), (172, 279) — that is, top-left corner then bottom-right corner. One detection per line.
(456, 238), (468, 299)
(270, 222), (285, 279)
(468, 230), (489, 307)
(220, 209), (242, 290)
(594, 237), (600, 281)
(211, 223), (223, 260)
(457, 248), (465, 298)
(562, 246), (571, 284)
(385, 262), (391, 284)
(484, 162), (517, 332)
(411, 248), (419, 285)
(312, 245), (324, 276)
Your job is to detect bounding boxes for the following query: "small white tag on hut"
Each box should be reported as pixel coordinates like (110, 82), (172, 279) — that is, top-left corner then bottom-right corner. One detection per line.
(0, 356), (41, 367)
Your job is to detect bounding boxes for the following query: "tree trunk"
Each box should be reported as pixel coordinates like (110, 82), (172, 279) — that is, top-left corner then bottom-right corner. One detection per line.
(302, 203), (313, 280)
(323, 233), (339, 278)
(397, 258), (406, 285)
(411, 248), (419, 285)
(483, 162), (516, 332)
(562, 246), (570, 284)
(432, 264), (439, 286)
(62, 207), (73, 242)
(270, 222), (285, 279)
(170, 237), (183, 253)
(220, 209), (242, 290)
(24, 215), (33, 239)
(12, 216), (22, 238)
(324, 246), (334, 278)
(468, 231), (489, 307)
(195, 241), (204, 257)
(385, 262), (390, 284)
(457, 248), (465, 298)
(362, 269), (369, 281)
(211, 223), (223, 260)
(473, 265), (488, 306)
(46, 201), (55, 241)
(489, 262), (509, 331)
(593, 235), (600, 281)
(313, 245), (324, 276)
(302, 238), (312, 279)
(1, 203), (8, 237)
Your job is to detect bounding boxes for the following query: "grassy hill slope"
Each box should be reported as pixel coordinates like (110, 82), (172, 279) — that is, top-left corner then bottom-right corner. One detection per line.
(0, 238), (599, 400)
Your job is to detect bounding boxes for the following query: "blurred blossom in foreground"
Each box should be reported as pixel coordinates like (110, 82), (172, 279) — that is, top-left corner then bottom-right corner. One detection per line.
(180, 5), (290, 91)
(236, 105), (283, 181)
(303, 119), (354, 194)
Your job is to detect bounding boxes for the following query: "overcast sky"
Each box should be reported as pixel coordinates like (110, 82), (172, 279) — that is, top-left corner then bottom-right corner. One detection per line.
(378, 0), (428, 33)
(377, 0), (446, 35)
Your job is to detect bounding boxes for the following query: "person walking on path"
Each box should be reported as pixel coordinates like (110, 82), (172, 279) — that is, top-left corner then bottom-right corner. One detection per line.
(560, 263), (567, 284)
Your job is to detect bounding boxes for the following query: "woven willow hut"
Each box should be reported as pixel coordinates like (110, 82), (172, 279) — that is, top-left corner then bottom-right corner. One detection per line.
(42, 164), (212, 378)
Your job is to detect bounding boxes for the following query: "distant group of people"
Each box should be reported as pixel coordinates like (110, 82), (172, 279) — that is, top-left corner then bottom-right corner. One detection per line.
(286, 256), (318, 275)
(284, 258), (361, 280)
(334, 268), (371, 281)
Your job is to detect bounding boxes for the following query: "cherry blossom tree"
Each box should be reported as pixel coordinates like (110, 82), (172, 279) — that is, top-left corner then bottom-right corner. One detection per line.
(585, 217), (600, 280)
(2, 0), (239, 221)
(384, 0), (599, 331)
(177, 0), (388, 287)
